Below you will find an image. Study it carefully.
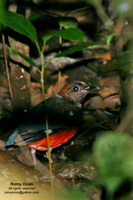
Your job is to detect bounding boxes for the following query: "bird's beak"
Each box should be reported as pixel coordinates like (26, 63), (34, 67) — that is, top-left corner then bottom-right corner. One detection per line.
(85, 86), (100, 93)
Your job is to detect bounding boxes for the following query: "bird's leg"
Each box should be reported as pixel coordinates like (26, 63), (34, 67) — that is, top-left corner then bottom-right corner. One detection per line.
(31, 148), (37, 165)
(45, 148), (53, 163)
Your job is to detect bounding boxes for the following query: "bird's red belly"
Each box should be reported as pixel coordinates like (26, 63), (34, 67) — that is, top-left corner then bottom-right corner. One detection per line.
(28, 128), (78, 151)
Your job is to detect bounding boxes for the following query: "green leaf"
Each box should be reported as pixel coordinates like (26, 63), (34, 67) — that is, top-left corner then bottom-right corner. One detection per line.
(28, 13), (55, 21)
(86, 0), (102, 6)
(106, 34), (116, 45)
(8, 47), (38, 68)
(42, 34), (53, 47)
(56, 41), (104, 57)
(0, 10), (38, 43)
(99, 33), (116, 45)
(42, 28), (84, 47)
(61, 190), (85, 200)
(94, 132), (133, 193)
(110, 0), (133, 18)
(53, 28), (84, 42)
(65, 6), (91, 16)
(0, 0), (6, 31)
(29, 13), (48, 21)
(58, 17), (78, 29)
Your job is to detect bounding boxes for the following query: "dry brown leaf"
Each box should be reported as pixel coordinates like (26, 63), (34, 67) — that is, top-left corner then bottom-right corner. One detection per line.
(31, 82), (44, 106)
(31, 75), (68, 106)
(100, 95), (121, 111)
(95, 52), (111, 62)
(99, 74), (121, 98)
(84, 96), (103, 109)
(84, 74), (121, 111)
(85, 93), (121, 111)
(46, 75), (68, 98)
(0, 140), (5, 151)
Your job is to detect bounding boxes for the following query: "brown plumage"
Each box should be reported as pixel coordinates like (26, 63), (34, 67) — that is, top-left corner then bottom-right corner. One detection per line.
(58, 81), (91, 105)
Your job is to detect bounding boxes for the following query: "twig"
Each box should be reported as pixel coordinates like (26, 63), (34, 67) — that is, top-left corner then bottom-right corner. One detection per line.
(46, 117), (54, 193)
(58, 25), (63, 91)
(2, 34), (13, 100)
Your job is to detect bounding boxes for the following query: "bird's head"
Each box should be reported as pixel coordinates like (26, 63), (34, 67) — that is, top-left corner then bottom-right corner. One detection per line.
(58, 81), (100, 106)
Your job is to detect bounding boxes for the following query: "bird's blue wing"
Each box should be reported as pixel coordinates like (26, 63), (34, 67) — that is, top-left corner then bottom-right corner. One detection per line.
(6, 129), (19, 146)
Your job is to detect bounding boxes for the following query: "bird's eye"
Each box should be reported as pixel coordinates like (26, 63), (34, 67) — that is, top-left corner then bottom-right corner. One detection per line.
(73, 86), (79, 92)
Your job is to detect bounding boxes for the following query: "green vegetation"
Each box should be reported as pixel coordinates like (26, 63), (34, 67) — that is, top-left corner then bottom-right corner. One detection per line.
(0, 0), (133, 199)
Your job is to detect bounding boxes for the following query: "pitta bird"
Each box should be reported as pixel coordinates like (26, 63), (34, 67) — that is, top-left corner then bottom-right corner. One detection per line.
(6, 81), (99, 163)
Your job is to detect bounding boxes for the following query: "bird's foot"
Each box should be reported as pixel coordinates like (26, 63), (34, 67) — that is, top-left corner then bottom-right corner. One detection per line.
(45, 148), (53, 163)
(31, 148), (37, 165)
